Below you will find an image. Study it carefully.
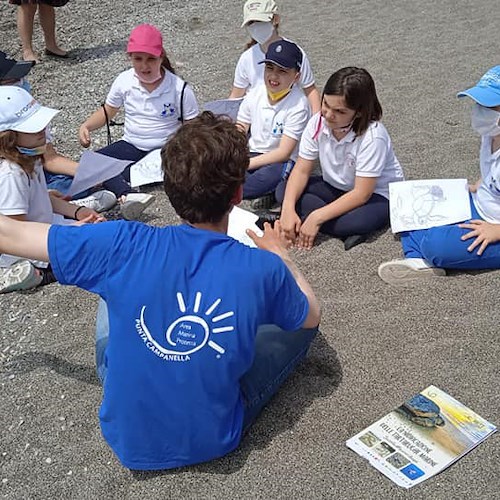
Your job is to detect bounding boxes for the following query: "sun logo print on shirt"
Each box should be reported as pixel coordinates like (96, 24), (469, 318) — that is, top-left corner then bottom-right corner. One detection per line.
(161, 103), (176, 117)
(135, 291), (235, 362)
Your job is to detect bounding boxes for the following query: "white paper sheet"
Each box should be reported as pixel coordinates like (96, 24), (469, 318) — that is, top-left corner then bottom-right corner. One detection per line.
(129, 148), (163, 188)
(389, 179), (471, 233)
(202, 98), (243, 122)
(227, 206), (263, 248)
(66, 151), (132, 197)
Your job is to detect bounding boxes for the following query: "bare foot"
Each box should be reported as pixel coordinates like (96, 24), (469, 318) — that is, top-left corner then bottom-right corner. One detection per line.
(44, 45), (68, 57)
(22, 49), (39, 63)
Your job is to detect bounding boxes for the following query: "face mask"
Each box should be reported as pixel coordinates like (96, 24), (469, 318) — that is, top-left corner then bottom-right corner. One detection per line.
(16, 144), (47, 156)
(246, 22), (274, 45)
(16, 78), (32, 94)
(471, 103), (500, 137)
(134, 69), (162, 84)
(267, 86), (292, 102)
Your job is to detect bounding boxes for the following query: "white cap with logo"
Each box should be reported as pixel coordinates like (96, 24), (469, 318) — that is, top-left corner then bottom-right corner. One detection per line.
(241, 0), (278, 27)
(0, 86), (59, 133)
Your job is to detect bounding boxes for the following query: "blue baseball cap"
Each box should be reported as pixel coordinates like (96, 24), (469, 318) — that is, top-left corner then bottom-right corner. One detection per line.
(457, 65), (500, 107)
(259, 40), (302, 71)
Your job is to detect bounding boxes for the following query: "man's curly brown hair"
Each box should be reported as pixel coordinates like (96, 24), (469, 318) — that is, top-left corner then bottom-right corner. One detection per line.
(162, 111), (249, 224)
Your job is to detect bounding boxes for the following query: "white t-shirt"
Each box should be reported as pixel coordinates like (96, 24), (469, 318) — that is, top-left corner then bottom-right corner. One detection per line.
(299, 113), (405, 199)
(106, 68), (199, 151)
(0, 159), (56, 267)
(233, 38), (315, 92)
(472, 136), (500, 223)
(237, 84), (310, 161)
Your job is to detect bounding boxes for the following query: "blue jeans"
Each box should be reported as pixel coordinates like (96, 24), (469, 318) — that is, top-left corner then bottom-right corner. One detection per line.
(98, 140), (150, 197)
(401, 194), (500, 269)
(44, 171), (91, 200)
(276, 175), (389, 238)
(95, 299), (317, 431)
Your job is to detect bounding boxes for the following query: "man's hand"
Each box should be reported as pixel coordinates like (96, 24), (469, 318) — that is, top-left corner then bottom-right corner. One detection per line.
(297, 212), (321, 250)
(247, 220), (291, 255)
(459, 219), (500, 255)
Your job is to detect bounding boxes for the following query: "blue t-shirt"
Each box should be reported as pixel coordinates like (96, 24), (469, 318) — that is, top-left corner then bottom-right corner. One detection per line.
(48, 221), (309, 470)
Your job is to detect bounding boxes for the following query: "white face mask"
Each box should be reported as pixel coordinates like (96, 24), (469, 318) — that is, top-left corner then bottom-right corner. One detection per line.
(246, 21), (274, 45)
(471, 103), (500, 137)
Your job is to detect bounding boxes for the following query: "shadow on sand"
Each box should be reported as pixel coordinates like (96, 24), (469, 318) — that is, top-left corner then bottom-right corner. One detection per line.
(3, 332), (342, 476)
(131, 332), (343, 479)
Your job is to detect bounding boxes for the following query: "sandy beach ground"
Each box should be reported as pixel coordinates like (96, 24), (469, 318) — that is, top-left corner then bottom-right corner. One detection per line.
(0, 0), (499, 498)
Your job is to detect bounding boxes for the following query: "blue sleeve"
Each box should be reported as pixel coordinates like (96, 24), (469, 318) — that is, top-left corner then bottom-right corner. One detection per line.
(48, 221), (123, 296)
(265, 253), (309, 331)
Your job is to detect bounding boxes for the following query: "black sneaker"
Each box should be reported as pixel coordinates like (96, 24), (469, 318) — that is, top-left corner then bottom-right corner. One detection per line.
(343, 234), (367, 251)
(254, 210), (281, 230)
(250, 193), (277, 210)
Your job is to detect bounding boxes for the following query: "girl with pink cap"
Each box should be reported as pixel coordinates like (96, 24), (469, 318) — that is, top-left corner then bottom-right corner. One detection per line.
(79, 24), (199, 220)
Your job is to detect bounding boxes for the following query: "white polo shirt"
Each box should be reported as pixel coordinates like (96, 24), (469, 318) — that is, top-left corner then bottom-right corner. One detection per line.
(0, 159), (57, 267)
(233, 38), (315, 91)
(237, 84), (310, 161)
(472, 136), (500, 223)
(299, 113), (404, 199)
(106, 68), (199, 151)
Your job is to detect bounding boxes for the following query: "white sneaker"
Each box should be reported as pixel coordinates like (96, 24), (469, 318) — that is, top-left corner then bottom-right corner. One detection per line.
(120, 193), (155, 220)
(71, 190), (117, 213)
(378, 258), (446, 285)
(0, 261), (42, 294)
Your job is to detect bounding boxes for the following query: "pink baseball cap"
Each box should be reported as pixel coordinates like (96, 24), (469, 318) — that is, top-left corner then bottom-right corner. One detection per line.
(127, 24), (163, 57)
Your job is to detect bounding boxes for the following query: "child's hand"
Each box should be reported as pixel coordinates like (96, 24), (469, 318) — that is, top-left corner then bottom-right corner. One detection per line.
(468, 178), (482, 193)
(459, 219), (500, 255)
(297, 212), (321, 250)
(79, 125), (91, 148)
(280, 207), (301, 243)
(247, 220), (291, 255)
(48, 189), (71, 201)
(75, 207), (106, 224)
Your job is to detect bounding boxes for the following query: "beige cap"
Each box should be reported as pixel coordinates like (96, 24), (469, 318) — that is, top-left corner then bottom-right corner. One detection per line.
(241, 0), (278, 27)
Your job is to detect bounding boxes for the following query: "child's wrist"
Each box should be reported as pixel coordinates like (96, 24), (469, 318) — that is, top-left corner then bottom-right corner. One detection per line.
(74, 206), (84, 220)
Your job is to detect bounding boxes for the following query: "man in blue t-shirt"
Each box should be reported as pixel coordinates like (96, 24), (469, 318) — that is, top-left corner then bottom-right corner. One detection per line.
(0, 111), (321, 470)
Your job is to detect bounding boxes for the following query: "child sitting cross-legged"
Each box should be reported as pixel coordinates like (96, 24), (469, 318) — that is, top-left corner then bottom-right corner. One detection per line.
(236, 40), (310, 209)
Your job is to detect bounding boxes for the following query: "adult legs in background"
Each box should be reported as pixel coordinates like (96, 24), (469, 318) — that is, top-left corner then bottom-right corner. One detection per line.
(240, 324), (318, 432)
(38, 3), (66, 56)
(16, 3), (38, 62)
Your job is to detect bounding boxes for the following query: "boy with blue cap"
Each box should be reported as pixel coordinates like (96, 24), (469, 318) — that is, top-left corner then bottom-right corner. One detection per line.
(237, 40), (310, 208)
(378, 65), (500, 285)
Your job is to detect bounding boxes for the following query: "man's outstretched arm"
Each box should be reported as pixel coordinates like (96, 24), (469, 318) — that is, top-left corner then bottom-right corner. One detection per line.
(0, 215), (50, 263)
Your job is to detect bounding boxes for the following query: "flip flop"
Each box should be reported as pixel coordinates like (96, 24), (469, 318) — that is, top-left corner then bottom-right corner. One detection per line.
(44, 49), (69, 58)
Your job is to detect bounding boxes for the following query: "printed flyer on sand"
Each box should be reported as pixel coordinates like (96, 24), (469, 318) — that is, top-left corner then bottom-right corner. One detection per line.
(346, 385), (496, 488)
